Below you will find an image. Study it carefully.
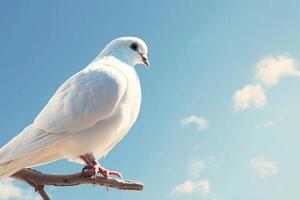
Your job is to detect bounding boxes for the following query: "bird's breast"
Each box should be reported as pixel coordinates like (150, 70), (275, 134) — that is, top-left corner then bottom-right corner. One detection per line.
(62, 67), (142, 161)
(118, 74), (141, 125)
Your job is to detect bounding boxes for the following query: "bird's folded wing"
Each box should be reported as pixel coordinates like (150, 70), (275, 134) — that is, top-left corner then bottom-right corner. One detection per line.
(33, 63), (127, 133)
(0, 63), (127, 164)
(0, 125), (68, 164)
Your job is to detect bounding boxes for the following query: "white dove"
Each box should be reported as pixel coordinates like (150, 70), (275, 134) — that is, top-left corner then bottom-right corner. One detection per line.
(0, 37), (149, 179)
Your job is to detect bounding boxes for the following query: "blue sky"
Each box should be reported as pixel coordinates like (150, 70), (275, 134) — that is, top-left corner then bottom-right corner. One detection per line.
(0, 0), (299, 199)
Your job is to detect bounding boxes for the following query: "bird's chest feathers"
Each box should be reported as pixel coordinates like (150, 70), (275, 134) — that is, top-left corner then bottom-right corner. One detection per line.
(115, 68), (141, 125)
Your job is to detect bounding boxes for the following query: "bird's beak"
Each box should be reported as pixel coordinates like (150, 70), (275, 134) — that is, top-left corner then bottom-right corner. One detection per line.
(140, 54), (150, 68)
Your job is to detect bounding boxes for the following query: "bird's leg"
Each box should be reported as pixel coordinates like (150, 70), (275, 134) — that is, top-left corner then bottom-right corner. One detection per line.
(80, 154), (123, 179)
(80, 155), (97, 175)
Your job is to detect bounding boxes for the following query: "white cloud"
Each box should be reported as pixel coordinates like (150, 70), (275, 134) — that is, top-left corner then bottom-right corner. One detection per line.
(255, 55), (300, 86)
(181, 115), (208, 131)
(264, 120), (276, 128)
(0, 179), (40, 200)
(250, 157), (279, 178)
(171, 180), (210, 196)
(262, 110), (288, 129)
(233, 55), (299, 111)
(233, 84), (267, 111)
(0, 179), (22, 200)
(189, 160), (205, 176)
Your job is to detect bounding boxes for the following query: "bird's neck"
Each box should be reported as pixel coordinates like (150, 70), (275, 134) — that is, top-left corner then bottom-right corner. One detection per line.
(94, 48), (134, 66)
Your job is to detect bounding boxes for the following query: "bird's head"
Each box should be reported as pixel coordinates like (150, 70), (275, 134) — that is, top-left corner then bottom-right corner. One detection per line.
(99, 37), (149, 68)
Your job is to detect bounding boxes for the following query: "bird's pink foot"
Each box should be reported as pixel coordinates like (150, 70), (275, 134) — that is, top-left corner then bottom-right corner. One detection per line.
(80, 154), (123, 179)
(98, 167), (123, 179)
(82, 165), (122, 179)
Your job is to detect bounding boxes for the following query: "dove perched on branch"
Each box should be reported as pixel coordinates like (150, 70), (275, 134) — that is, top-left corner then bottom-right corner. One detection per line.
(0, 37), (150, 179)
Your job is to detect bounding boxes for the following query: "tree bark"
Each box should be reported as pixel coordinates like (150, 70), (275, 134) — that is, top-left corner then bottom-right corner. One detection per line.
(11, 168), (143, 200)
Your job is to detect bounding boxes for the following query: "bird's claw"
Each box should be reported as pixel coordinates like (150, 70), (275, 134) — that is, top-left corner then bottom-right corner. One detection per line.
(98, 167), (123, 179)
(108, 170), (123, 179)
(82, 165), (123, 180)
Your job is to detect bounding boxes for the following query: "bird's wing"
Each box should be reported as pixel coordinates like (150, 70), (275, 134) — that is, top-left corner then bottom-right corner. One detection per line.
(0, 125), (67, 164)
(33, 62), (127, 133)
(0, 62), (127, 164)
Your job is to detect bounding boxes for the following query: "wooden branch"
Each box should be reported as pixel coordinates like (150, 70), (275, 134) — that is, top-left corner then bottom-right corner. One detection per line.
(11, 168), (143, 200)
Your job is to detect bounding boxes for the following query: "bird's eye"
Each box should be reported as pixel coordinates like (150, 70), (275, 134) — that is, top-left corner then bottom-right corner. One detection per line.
(130, 43), (138, 51)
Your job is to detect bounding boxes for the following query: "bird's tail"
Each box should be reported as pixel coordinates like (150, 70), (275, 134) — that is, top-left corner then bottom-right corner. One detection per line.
(0, 156), (31, 178)
(0, 124), (65, 179)
(0, 148), (62, 179)
(0, 126), (32, 178)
